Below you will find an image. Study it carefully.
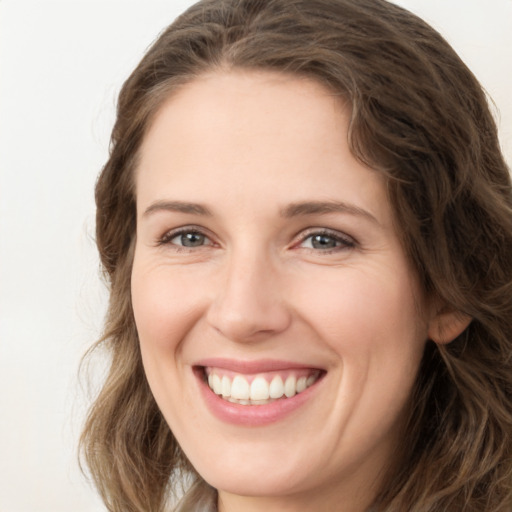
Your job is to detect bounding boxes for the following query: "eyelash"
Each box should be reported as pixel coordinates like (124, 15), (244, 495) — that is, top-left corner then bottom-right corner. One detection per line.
(157, 226), (214, 250)
(296, 228), (356, 253)
(156, 226), (356, 254)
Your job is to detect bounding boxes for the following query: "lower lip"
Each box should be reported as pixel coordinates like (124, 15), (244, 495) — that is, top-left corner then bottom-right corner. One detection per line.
(195, 369), (324, 426)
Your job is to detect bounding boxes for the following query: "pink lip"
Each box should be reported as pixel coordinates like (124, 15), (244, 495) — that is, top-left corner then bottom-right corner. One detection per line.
(193, 359), (325, 426)
(195, 357), (323, 374)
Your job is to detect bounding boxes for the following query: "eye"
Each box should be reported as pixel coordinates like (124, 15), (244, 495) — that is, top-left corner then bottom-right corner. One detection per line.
(174, 231), (208, 247)
(159, 228), (213, 248)
(298, 230), (355, 252)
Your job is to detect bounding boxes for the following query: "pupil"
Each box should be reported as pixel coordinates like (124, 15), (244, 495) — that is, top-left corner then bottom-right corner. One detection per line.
(182, 232), (204, 247)
(312, 234), (336, 249)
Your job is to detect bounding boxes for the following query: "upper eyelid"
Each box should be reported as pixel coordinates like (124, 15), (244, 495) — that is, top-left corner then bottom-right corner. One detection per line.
(293, 227), (356, 244)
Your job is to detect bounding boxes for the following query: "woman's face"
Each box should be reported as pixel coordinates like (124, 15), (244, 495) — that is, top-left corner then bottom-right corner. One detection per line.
(132, 71), (431, 510)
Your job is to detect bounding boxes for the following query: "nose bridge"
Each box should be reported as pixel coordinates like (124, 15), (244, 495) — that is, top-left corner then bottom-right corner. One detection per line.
(207, 243), (290, 342)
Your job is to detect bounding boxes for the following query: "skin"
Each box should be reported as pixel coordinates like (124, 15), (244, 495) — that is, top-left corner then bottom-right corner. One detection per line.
(131, 70), (455, 511)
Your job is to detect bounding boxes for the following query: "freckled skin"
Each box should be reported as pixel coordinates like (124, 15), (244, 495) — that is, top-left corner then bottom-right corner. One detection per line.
(131, 70), (433, 512)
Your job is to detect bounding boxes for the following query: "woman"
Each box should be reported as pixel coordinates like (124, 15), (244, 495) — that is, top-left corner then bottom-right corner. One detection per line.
(80, 0), (512, 510)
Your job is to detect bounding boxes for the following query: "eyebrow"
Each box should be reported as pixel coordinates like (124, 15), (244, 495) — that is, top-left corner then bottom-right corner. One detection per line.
(142, 199), (379, 225)
(280, 200), (380, 225)
(143, 200), (213, 217)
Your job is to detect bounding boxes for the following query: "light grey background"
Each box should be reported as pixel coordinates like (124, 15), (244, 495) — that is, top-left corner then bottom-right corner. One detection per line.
(0, 1), (510, 511)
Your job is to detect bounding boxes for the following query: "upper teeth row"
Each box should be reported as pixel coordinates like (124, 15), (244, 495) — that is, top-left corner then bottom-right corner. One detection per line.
(207, 373), (318, 401)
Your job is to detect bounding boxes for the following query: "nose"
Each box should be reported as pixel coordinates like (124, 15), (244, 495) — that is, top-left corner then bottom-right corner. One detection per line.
(206, 251), (292, 343)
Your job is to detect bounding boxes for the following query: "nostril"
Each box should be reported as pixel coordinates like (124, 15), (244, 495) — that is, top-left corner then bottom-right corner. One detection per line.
(206, 302), (292, 342)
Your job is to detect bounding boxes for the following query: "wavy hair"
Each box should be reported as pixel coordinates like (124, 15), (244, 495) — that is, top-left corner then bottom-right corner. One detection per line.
(80, 0), (512, 510)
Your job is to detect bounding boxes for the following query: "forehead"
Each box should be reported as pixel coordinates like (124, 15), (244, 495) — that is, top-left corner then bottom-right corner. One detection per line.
(138, 70), (347, 164)
(135, 70), (389, 225)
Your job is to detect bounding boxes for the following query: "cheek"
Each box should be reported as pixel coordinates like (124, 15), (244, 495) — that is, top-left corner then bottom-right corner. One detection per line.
(130, 262), (207, 422)
(288, 262), (427, 394)
(131, 262), (207, 353)
(294, 264), (427, 359)
(295, 268), (427, 452)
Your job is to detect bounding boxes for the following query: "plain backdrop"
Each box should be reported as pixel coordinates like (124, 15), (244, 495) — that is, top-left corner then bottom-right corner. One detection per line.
(0, 1), (511, 511)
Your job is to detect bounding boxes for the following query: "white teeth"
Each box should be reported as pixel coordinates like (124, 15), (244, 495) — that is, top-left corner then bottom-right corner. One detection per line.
(231, 375), (250, 400)
(269, 375), (284, 399)
(296, 376), (307, 393)
(221, 375), (231, 397)
(250, 376), (270, 401)
(284, 375), (297, 398)
(306, 375), (316, 387)
(212, 374), (222, 395)
(206, 369), (321, 404)
(251, 399), (271, 405)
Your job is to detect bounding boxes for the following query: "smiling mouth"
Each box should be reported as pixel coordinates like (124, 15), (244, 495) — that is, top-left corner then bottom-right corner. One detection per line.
(200, 366), (324, 405)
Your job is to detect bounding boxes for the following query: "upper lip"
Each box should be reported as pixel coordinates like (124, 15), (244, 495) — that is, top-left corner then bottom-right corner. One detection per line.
(194, 358), (325, 374)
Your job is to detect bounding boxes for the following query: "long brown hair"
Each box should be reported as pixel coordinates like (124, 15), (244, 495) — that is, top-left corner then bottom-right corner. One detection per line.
(80, 1), (512, 510)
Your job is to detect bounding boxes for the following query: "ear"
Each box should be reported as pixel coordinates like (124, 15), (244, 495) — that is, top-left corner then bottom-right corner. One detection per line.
(428, 308), (472, 344)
